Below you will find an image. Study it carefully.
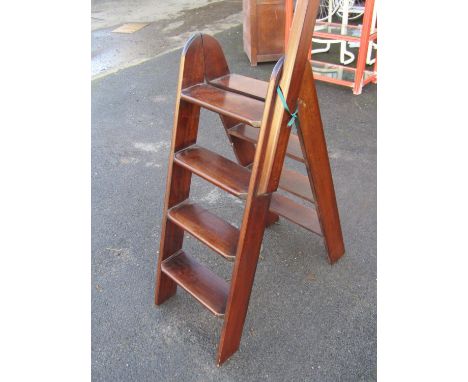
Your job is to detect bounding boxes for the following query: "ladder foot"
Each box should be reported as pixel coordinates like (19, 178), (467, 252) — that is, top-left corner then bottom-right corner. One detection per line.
(265, 211), (280, 227)
(217, 343), (239, 366)
(154, 281), (177, 305)
(327, 250), (346, 265)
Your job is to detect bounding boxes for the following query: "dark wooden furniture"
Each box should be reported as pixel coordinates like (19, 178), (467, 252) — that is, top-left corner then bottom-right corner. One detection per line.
(243, 0), (285, 66)
(155, 0), (345, 365)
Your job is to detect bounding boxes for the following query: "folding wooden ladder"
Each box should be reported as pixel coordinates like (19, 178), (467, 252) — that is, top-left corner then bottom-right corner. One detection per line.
(154, 0), (345, 365)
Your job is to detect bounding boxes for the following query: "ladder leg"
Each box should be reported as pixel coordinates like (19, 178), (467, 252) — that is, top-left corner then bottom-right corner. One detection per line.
(217, 194), (271, 365)
(155, 163), (192, 304)
(155, 102), (202, 304)
(155, 34), (205, 304)
(297, 64), (345, 263)
(217, 58), (289, 365)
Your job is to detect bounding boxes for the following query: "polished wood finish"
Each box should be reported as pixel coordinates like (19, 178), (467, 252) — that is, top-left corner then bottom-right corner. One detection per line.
(243, 0), (286, 66)
(217, 193), (272, 363)
(257, 0), (320, 194)
(218, 58), (285, 364)
(284, 0), (293, 49)
(174, 145), (250, 198)
(228, 123), (304, 163)
(219, 117), (257, 167)
(200, 34), (229, 82)
(161, 251), (229, 316)
(168, 201), (239, 261)
(270, 193), (321, 234)
(281, 133), (303, 162)
(218, 0), (324, 362)
(155, 34), (205, 306)
(279, 168), (314, 202)
(156, 0), (345, 365)
(198, 35), (259, 168)
(296, 64), (345, 263)
(227, 123), (259, 143)
(198, 38), (279, 227)
(181, 84), (264, 127)
(209, 74), (268, 101)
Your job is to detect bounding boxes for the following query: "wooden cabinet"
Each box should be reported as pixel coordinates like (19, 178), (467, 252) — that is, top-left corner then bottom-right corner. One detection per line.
(243, 0), (285, 66)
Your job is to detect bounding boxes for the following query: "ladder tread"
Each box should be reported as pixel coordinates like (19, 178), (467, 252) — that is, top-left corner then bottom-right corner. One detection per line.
(279, 168), (314, 202)
(270, 193), (322, 235)
(208, 74), (268, 101)
(168, 201), (238, 261)
(181, 84), (264, 127)
(228, 124), (304, 163)
(161, 251), (229, 317)
(174, 145), (250, 198)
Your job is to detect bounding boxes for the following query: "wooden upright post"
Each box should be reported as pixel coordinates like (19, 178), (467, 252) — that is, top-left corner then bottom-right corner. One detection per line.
(155, 34), (205, 304)
(297, 65), (345, 263)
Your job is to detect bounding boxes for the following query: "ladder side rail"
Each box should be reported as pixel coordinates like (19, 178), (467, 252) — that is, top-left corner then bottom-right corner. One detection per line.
(258, 0), (321, 194)
(218, 0), (322, 363)
(155, 34), (206, 304)
(297, 64), (345, 263)
(217, 57), (285, 365)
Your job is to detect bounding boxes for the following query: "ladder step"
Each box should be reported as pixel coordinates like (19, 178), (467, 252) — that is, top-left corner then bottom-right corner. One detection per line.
(228, 124), (304, 163)
(279, 168), (314, 202)
(161, 251), (229, 317)
(174, 145), (250, 198)
(168, 201), (239, 261)
(208, 74), (268, 101)
(181, 84), (264, 127)
(270, 194), (322, 235)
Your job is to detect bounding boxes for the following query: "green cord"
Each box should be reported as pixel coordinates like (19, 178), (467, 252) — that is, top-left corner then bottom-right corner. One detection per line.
(276, 86), (299, 128)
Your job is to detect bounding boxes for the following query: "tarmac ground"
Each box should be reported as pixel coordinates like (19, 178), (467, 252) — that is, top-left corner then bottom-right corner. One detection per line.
(92, 0), (243, 78)
(92, 5), (377, 381)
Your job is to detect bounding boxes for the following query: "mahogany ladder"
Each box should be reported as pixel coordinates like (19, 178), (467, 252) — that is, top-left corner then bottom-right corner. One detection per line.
(155, 0), (345, 365)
